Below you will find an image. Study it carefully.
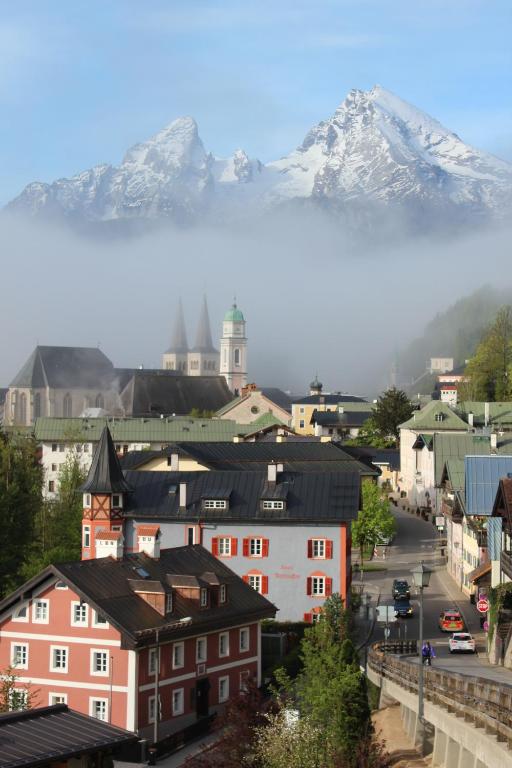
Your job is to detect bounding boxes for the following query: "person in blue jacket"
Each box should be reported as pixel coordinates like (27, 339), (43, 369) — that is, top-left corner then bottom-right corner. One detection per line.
(422, 641), (436, 665)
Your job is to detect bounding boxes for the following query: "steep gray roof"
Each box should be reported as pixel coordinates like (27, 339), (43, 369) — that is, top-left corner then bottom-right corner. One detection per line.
(166, 298), (189, 354)
(120, 371), (232, 417)
(9, 346), (115, 389)
(260, 388), (294, 412)
(81, 426), (133, 494)
(192, 296), (218, 353)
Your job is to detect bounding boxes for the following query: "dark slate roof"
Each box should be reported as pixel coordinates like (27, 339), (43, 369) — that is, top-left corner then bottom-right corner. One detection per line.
(293, 393), (368, 405)
(9, 346), (115, 389)
(120, 371), (231, 417)
(260, 388), (294, 413)
(81, 426), (133, 493)
(0, 705), (137, 768)
(122, 468), (361, 524)
(340, 445), (400, 471)
(0, 546), (276, 647)
(310, 410), (370, 427)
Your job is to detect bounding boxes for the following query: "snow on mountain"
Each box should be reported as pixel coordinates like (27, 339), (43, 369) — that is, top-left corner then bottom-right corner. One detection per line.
(7, 86), (512, 228)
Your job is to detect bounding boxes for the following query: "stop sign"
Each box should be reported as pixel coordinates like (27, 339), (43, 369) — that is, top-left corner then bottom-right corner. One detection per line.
(477, 597), (489, 613)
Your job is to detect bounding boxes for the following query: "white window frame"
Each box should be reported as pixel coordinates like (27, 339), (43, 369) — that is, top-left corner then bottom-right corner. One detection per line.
(312, 576), (325, 596)
(49, 692), (68, 705)
(148, 647), (159, 676)
(12, 602), (29, 623)
(55, 581), (68, 590)
(204, 499), (227, 509)
(89, 697), (108, 721)
(249, 574), (262, 593)
(172, 687), (184, 716)
(71, 601), (88, 627)
(11, 642), (28, 670)
(200, 588), (208, 607)
(219, 584), (227, 604)
(172, 642), (184, 670)
(196, 636), (207, 663)
(312, 539), (326, 559)
(111, 494), (123, 508)
(218, 537), (231, 556)
(239, 627), (250, 653)
(249, 537), (263, 557)
(83, 526), (91, 548)
(92, 610), (109, 628)
(148, 695), (158, 724)
(219, 675), (229, 703)
(90, 649), (109, 677)
(262, 500), (284, 510)
(33, 599), (49, 624)
(83, 493), (91, 507)
(50, 645), (69, 673)
(166, 593), (173, 613)
(219, 632), (230, 658)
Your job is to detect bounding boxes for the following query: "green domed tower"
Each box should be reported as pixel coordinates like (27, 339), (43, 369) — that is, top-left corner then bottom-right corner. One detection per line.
(220, 300), (247, 396)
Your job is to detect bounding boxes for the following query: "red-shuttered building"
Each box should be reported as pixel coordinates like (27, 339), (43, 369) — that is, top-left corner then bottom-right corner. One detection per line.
(0, 544), (275, 740)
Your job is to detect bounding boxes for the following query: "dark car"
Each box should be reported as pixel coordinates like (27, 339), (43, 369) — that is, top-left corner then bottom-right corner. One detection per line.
(392, 579), (410, 599)
(394, 598), (413, 618)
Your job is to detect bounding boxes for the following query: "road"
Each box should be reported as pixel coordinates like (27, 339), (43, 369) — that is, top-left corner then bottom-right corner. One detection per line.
(359, 505), (512, 685)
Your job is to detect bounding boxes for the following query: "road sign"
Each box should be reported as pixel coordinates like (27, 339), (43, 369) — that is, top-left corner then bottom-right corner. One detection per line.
(435, 516), (445, 529)
(477, 597), (489, 614)
(376, 605), (397, 623)
(384, 627), (391, 639)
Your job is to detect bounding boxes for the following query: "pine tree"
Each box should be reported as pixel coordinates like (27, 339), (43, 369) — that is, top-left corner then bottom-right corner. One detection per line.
(372, 387), (413, 443)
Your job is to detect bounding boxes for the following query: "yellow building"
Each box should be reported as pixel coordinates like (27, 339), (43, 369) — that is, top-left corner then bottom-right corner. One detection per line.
(291, 378), (372, 436)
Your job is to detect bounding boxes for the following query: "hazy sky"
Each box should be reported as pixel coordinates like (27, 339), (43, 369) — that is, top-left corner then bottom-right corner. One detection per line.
(1, 0), (511, 205)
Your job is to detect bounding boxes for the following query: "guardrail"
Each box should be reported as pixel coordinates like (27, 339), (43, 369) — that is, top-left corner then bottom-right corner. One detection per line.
(368, 642), (512, 746)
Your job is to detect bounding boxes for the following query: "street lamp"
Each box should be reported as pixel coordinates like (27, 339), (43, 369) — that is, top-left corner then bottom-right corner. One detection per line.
(411, 561), (432, 753)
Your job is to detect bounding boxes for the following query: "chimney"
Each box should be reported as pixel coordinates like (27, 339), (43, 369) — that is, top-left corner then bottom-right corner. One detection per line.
(169, 452), (179, 471)
(484, 402), (490, 427)
(267, 463), (277, 483)
(491, 433), (498, 450)
(137, 526), (161, 559)
(468, 412), (474, 428)
(179, 482), (187, 508)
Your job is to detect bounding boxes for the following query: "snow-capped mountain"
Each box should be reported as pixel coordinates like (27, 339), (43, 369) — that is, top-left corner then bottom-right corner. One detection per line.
(7, 86), (512, 228)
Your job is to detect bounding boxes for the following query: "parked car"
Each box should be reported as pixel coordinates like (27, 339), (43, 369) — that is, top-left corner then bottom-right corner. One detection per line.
(392, 579), (410, 599)
(394, 598), (413, 618)
(448, 632), (476, 653)
(439, 609), (464, 633)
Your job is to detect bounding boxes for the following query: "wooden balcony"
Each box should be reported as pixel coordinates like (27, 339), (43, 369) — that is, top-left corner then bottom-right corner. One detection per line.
(501, 550), (512, 581)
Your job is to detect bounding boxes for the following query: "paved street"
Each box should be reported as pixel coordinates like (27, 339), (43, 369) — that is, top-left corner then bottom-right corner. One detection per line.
(361, 505), (512, 685)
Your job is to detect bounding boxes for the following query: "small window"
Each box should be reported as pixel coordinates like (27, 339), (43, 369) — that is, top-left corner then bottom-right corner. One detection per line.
(83, 526), (91, 548)
(91, 650), (108, 676)
(148, 695), (158, 723)
(51, 646), (68, 673)
(55, 581), (68, 590)
(13, 603), (29, 622)
(239, 670), (250, 692)
(299, 407), (305, 414)
(218, 537), (231, 556)
(148, 648), (158, 675)
(219, 675), (229, 703)
(219, 584), (227, 604)
(92, 610), (108, 628)
(173, 642), (184, 669)
(49, 693), (67, 705)
(59, 444), (65, 452)
(250, 405), (259, 414)
(48, 480), (55, 493)
(204, 499), (227, 509)
(112, 494), (122, 508)
(200, 588), (208, 608)
(51, 463), (57, 471)
(83, 493), (91, 507)
(312, 539), (325, 559)
(219, 632), (229, 657)
(262, 500), (284, 510)
(187, 526), (195, 545)
(11, 643), (28, 669)
(250, 538), (262, 556)
(52, 443), (57, 452)
(166, 593), (173, 613)
(196, 637), (207, 663)
(71, 602), (88, 626)
(312, 577), (325, 596)
(172, 688), (184, 716)
(249, 574), (262, 593)
(33, 599), (49, 624)
(90, 698), (108, 721)
(239, 627), (250, 653)
(299, 420), (305, 429)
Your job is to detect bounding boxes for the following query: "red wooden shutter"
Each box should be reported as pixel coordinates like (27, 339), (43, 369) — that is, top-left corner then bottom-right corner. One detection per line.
(262, 538), (269, 557)
(243, 538), (249, 557)
(325, 540), (333, 559)
(242, 575), (249, 584)
(231, 537), (238, 556)
(306, 577), (312, 596)
(304, 613), (312, 623)
(261, 576), (269, 595)
(211, 537), (219, 556)
(325, 577), (333, 597)
(307, 539), (313, 558)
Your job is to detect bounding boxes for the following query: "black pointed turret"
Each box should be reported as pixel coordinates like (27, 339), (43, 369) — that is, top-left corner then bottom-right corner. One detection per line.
(81, 426), (133, 494)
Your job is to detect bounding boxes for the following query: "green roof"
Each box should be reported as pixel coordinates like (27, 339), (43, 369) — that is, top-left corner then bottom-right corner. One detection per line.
(33, 417), (252, 443)
(249, 412), (287, 428)
(457, 402), (512, 427)
(224, 304), (244, 323)
(400, 401), (468, 431)
(444, 458), (465, 492)
(433, 433), (491, 486)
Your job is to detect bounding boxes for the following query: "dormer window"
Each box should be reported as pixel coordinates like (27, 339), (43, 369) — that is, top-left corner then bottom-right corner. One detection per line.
(200, 588), (208, 608)
(262, 500), (285, 511)
(204, 499), (227, 510)
(166, 593), (173, 613)
(435, 413), (445, 422)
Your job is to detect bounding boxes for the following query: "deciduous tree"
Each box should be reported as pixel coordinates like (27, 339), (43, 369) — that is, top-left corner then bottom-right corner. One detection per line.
(352, 480), (395, 565)
(460, 306), (512, 402)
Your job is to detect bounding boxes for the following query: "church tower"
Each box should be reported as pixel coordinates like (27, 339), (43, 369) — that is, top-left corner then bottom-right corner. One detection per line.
(162, 299), (189, 372)
(220, 301), (247, 396)
(188, 295), (219, 376)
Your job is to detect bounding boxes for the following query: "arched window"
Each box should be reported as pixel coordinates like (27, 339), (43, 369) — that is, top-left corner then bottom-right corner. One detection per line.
(234, 348), (240, 366)
(19, 393), (27, 425)
(63, 393), (72, 418)
(83, 396), (91, 410)
(95, 393), (104, 409)
(34, 393), (41, 418)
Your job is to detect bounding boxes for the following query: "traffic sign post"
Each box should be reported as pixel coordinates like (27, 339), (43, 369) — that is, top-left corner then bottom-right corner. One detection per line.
(477, 597), (489, 614)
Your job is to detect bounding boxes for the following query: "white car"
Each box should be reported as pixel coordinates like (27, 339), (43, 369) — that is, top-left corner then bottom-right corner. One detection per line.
(448, 632), (476, 653)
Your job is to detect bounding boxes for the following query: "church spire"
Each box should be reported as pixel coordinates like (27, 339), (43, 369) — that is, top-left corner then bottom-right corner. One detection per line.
(166, 298), (189, 353)
(193, 295), (217, 352)
(81, 426), (132, 494)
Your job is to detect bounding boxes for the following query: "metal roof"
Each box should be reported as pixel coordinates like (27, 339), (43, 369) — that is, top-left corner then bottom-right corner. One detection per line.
(10, 346), (115, 389)
(465, 455), (512, 516)
(433, 433), (491, 486)
(120, 371), (230, 417)
(458, 402), (512, 427)
(0, 705), (137, 768)
(80, 427), (133, 494)
(400, 400), (468, 431)
(293, 393), (369, 406)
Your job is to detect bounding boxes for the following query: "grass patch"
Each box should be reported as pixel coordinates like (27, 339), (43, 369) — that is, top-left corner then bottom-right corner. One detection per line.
(360, 564), (387, 572)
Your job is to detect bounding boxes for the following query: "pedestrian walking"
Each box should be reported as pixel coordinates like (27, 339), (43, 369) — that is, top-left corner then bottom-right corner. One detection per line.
(422, 641), (435, 666)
